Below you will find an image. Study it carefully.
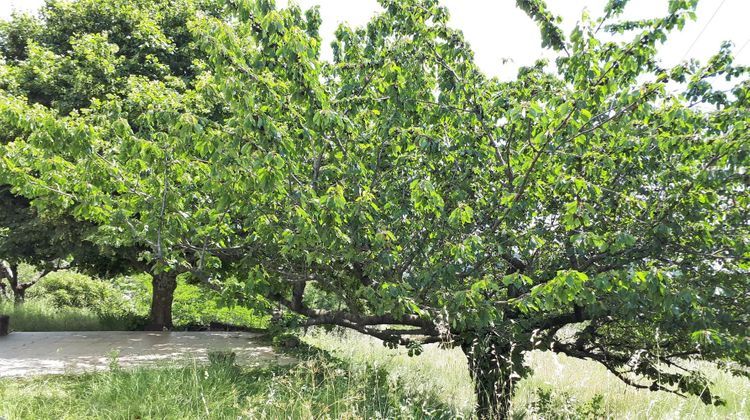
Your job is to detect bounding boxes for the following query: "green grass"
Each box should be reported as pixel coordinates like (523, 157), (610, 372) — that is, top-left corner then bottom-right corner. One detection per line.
(1, 328), (748, 419)
(304, 329), (750, 419)
(0, 300), (129, 331)
(0, 353), (456, 419)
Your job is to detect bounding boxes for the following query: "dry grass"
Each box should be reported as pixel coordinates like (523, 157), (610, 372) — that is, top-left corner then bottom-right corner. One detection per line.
(304, 328), (750, 419)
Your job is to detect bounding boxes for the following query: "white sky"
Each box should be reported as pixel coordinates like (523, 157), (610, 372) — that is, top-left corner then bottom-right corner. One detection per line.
(1, 0), (749, 80)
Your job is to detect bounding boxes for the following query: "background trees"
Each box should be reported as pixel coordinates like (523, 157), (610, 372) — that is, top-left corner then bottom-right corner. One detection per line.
(1, 0), (747, 417)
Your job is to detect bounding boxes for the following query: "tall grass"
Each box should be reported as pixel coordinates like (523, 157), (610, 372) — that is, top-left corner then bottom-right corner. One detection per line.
(304, 328), (475, 417)
(0, 300), (125, 331)
(304, 329), (750, 419)
(0, 352), (457, 419)
(1, 328), (748, 418)
(517, 351), (750, 419)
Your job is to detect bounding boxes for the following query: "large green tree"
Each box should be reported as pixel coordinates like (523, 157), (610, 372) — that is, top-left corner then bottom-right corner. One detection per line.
(0, 0), (217, 326)
(1, 0), (748, 417)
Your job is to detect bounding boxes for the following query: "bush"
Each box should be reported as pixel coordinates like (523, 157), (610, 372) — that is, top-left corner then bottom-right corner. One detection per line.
(11, 271), (146, 330)
(526, 387), (608, 419)
(29, 271), (126, 311)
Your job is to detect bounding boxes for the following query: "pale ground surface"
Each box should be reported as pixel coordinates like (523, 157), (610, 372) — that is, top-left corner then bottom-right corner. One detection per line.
(0, 331), (295, 377)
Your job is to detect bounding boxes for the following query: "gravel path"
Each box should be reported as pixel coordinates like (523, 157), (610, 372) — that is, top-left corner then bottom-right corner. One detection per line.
(0, 331), (295, 377)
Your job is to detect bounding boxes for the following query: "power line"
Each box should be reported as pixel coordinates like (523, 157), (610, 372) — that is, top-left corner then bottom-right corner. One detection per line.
(682, 0), (727, 60)
(736, 37), (750, 57)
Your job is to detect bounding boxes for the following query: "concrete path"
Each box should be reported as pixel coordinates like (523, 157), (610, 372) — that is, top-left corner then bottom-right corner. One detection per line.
(0, 331), (296, 377)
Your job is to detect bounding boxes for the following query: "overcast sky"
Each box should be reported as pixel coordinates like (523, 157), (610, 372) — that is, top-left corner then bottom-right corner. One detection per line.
(2, 0), (748, 80)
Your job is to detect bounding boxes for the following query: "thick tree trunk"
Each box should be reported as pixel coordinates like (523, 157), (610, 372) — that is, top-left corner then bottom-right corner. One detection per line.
(462, 336), (528, 419)
(146, 272), (177, 331)
(0, 315), (9, 336)
(12, 286), (25, 304)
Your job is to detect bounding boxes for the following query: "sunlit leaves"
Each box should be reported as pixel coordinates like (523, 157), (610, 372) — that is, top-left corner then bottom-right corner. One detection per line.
(0, 0), (748, 406)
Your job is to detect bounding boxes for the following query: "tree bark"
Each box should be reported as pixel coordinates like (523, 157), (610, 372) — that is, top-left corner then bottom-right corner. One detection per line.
(0, 315), (9, 336)
(462, 335), (527, 419)
(146, 272), (178, 330)
(12, 286), (25, 304)
(1, 262), (24, 305)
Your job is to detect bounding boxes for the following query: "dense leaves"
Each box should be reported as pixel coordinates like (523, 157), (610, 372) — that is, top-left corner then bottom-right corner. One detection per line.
(1, 0), (748, 417)
(0, 0), (214, 322)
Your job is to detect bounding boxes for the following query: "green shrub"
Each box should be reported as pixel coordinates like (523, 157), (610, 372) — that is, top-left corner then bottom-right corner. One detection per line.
(526, 387), (608, 419)
(27, 271), (146, 330)
(29, 271), (126, 311)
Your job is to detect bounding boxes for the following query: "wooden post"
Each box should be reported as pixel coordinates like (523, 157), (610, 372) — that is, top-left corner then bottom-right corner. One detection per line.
(0, 315), (9, 336)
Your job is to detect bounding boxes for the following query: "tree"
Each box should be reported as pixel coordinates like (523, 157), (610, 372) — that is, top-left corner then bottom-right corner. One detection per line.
(0, 186), (144, 302)
(194, 0), (749, 416)
(1, 0), (748, 417)
(0, 0), (218, 328)
(0, 186), (67, 302)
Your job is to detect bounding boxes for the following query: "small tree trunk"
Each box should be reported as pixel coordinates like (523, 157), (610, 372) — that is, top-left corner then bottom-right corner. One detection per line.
(3, 263), (24, 306)
(146, 272), (177, 331)
(462, 336), (528, 419)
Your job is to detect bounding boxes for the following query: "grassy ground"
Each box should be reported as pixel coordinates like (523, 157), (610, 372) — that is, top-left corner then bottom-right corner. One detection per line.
(1, 328), (748, 419)
(0, 352), (456, 419)
(303, 329), (750, 419)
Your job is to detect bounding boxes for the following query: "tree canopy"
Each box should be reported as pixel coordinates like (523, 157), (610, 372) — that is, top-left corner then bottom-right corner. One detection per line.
(0, 0), (213, 317)
(1, 0), (748, 417)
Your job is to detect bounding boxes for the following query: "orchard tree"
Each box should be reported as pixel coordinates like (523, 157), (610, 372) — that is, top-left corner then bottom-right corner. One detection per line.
(0, 0), (219, 327)
(0, 186), (69, 302)
(0, 0), (748, 417)
(192, 0), (748, 417)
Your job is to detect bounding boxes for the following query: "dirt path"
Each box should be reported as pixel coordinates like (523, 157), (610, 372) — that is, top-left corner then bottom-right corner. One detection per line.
(0, 331), (295, 377)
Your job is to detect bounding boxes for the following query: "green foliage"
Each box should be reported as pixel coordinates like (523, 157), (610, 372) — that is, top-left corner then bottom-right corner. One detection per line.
(0, 0), (217, 112)
(515, 0), (566, 50)
(0, 0), (748, 414)
(30, 270), (123, 310)
(527, 388), (607, 419)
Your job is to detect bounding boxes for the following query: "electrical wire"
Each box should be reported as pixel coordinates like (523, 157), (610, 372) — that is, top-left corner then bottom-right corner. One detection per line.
(681, 0), (727, 60)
